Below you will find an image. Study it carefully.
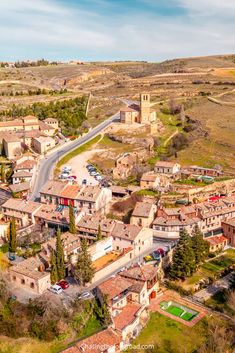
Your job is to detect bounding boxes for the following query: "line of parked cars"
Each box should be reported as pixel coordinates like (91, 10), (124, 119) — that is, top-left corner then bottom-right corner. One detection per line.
(59, 166), (77, 181)
(86, 164), (103, 182)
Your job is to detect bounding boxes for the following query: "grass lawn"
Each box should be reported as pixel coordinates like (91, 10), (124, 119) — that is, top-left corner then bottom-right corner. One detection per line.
(160, 301), (198, 321)
(56, 135), (101, 169)
(176, 249), (235, 291)
(126, 312), (210, 353)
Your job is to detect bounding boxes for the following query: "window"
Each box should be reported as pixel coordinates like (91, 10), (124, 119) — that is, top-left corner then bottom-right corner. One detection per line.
(30, 282), (35, 289)
(13, 276), (16, 281)
(21, 279), (25, 285)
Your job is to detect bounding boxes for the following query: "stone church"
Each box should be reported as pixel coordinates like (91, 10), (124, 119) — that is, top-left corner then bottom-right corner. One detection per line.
(120, 94), (157, 124)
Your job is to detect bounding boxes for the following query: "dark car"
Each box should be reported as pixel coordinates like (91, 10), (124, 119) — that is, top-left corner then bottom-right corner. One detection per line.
(8, 253), (16, 261)
(82, 179), (87, 185)
(58, 280), (69, 290)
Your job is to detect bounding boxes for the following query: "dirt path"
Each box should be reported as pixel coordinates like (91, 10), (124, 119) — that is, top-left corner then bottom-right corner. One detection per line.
(163, 128), (179, 147)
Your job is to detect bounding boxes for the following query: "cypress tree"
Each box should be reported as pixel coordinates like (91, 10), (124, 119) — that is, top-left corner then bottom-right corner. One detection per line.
(9, 217), (17, 253)
(191, 225), (209, 267)
(170, 229), (196, 280)
(50, 250), (58, 284)
(69, 202), (76, 234)
(97, 224), (102, 241)
(75, 239), (94, 286)
(1, 164), (5, 183)
(55, 228), (65, 280)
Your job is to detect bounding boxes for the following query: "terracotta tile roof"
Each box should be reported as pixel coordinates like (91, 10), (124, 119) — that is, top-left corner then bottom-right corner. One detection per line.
(33, 136), (54, 143)
(222, 217), (235, 227)
(111, 223), (142, 241)
(41, 231), (80, 257)
(62, 328), (121, 353)
(40, 180), (66, 197)
(153, 216), (200, 227)
(113, 302), (142, 331)
(77, 215), (120, 235)
(121, 103), (140, 113)
(97, 275), (133, 300)
(34, 204), (70, 224)
(155, 161), (179, 168)
(3, 134), (21, 143)
(78, 185), (102, 202)
(9, 182), (31, 193)
(141, 172), (159, 182)
(60, 185), (80, 199)
(14, 159), (36, 170)
(2, 198), (42, 214)
(132, 202), (155, 218)
(110, 185), (128, 195)
(0, 120), (23, 127)
(120, 264), (158, 282)
(12, 171), (33, 178)
(10, 255), (49, 280)
(206, 235), (228, 246)
(39, 120), (54, 130)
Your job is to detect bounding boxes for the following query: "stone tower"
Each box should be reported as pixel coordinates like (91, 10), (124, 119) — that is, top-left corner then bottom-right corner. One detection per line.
(140, 93), (151, 123)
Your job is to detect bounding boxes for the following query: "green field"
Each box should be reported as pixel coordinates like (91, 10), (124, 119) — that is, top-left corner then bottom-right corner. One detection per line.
(160, 301), (198, 321)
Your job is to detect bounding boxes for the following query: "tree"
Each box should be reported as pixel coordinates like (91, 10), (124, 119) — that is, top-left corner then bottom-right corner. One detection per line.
(191, 225), (209, 267)
(97, 224), (102, 241)
(1, 164), (5, 183)
(69, 202), (76, 234)
(9, 218), (17, 253)
(180, 104), (186, 126)
(55, 228), (65, 280)
(75, 239), (94, 286)
(170, 229), (196, 280)
(50, 250), (58, 284)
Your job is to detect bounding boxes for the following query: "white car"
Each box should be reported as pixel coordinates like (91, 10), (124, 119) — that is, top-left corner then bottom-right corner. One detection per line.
(63, 165), (72, 172)
(77, 291), (92, 300)
(49, 284), (63, 294)
(95, 175), (103, 181)
(59, 173), (69, 179)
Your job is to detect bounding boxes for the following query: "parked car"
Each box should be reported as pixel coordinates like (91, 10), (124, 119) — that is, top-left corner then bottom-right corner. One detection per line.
(57, 280), (69, 290)
(8, 253), (16, 261)
(60, 173), (69, 179)
(67, 176), (76, 181)
(48, 284), (63, 294)
(90, 171), (98, 176)
(144, 254), (153, 262)
(63, 165), (72, 171)
(95, 175), (103, 181)
(82, 179), (87, 185)
(77, 291), (92, 300)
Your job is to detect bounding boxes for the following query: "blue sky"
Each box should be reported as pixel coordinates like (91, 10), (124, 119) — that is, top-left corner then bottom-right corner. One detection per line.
(0, 0), (234, 62)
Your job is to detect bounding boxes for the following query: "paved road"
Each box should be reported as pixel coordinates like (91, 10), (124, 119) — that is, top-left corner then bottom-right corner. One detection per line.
(30, 112), (120, 200)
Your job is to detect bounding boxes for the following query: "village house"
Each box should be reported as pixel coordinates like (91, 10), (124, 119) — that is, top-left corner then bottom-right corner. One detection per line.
(188, 165), (222, 178)
(9, 182), (31, 197)
(140, 172), (160, 189)
(32, 136), (56, 154)
(154, 161), (181, 175)
(205, 235), (228, 253)
(9, 255), (51, 294)
(0, 115), (58, 135)
(2, 134), (22, 159)
(130, 201), (157, 228)
(61, 328), (122, 353)
(153, 205), (201, 239)
(34, 203), (83, 230)
(113, 153), (137, 180)
(111, 223), (153, 257)
(40, 232), (81, 265)
(1, 198), (42, 228)
(120, 264), (159, 303)
(120, 94), (157, 124)
(77, 214), (121, 241)
(222, 217), (235, 247)
(14, 158), (36, 174)
(43, 118), (59, 131)
(152, 196), (235, 240)
(96, 274), (149, 343)
(12, 171), (33, 185)
(40, 181), (112, 214)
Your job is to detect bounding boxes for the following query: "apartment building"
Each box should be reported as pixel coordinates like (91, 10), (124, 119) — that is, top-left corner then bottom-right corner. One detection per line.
(130, 201), (157, 228)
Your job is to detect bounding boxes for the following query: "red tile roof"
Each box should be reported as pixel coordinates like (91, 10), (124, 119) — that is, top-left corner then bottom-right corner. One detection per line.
(206, 235), (228, 246)
(113, 302), (142, 331)
(97, 275), (133, 300)
(61, 328), (121, 353)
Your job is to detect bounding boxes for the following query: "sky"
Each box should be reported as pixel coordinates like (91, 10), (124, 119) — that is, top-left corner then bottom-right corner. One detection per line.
(0, 0), (234, 62)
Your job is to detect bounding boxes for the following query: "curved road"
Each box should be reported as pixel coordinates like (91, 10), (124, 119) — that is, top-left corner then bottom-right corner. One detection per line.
(30, 112), (120, 200)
